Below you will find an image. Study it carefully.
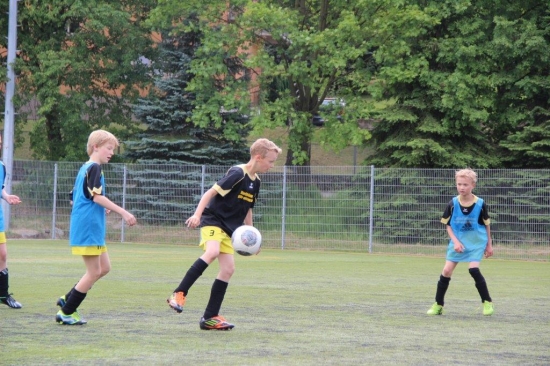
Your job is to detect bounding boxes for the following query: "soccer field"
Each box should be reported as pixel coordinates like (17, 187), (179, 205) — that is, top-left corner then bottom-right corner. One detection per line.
(2, 240), (549, 365)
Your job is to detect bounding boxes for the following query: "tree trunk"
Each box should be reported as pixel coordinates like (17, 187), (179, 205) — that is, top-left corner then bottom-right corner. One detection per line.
(285, 130), (312, 185)
(44, 108), (65, 161)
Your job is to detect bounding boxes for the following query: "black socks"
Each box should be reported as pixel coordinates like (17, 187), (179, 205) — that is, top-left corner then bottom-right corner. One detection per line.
(174, 258), (209, 295)
(61, 288), (87, 315)
(0, 268), (9, 297)
(203, 279), (228, 320)
(435, 275), (451, 306)
(469, 267), (492, 303)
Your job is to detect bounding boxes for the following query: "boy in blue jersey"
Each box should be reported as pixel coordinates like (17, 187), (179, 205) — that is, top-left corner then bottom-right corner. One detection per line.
(56, 130), (137, 325)
(167, 138), (281, 330)
(0, 135), (23, 309)
(427, 168), (494, 316)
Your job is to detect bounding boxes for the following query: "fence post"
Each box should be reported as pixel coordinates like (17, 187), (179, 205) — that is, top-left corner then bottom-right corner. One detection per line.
(51, 163), (58, 239)
(121, 164), (127, 243)
(368, 165), (375, 253)
(281, 166), (287, 250)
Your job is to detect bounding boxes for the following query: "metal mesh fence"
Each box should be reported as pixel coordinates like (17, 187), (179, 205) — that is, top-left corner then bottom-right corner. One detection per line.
(5, 161), (549, 261)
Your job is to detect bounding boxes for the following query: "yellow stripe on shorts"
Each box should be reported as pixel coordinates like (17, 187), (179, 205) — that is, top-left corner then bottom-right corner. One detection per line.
(71, 245), (107, 255)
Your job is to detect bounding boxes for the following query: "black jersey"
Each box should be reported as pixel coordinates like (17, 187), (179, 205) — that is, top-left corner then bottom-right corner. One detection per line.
(200, 164), (260, 237)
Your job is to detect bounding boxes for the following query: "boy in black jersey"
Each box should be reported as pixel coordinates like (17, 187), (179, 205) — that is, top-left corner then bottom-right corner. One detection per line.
(167, 138), (281, 330)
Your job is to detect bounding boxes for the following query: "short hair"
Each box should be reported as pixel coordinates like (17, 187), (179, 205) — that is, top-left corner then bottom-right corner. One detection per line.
(455, 168), (477, 183)
(87, 130), (119, 156)
(250, 138), (282, 158)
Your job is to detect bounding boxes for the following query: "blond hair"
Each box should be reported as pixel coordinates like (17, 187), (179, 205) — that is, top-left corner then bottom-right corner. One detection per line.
(455, 168), (477, 183)
(87, 130), (119, 156)
(250, 138), (282, 158)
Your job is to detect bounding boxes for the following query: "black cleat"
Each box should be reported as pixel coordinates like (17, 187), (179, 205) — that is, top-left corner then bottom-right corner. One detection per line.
(0, 294), (22, 309)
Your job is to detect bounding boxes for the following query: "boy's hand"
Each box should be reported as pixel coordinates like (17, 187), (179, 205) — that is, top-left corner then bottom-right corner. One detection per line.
(484, 243), (493, 258)
(5, 194), (21, 205)
(185, 215), (200, 228)
(123, 212), (137, 226)
(453, 242), (465, 253)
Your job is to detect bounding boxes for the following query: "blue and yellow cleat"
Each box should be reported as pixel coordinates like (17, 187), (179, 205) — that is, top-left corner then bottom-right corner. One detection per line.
(56, 310), (87, 325)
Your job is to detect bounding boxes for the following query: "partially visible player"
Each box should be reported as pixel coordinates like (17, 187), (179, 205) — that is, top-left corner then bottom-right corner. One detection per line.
(0, 134), (23, 309)
(427, 168), (494, 316)
(56, 130), (136, 325)
(167, 138), (281, 330)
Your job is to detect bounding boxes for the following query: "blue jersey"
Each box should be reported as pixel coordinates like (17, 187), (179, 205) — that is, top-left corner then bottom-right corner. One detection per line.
(446, 196), (489, 262)
(69, 161), (106, 246)
(0, 161), (5, 232)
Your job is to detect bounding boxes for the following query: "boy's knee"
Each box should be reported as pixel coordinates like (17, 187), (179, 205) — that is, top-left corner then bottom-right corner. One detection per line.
(469, 267), (485, 282)
(220, 265), (235, 279)
(468, 267), (481, 276)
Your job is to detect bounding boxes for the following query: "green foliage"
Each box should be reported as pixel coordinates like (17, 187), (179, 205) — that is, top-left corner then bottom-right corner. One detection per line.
(124, 23), (250, 166)
(148, 0), (437, 166)
(122, 23), (250, 223)
(367, 0), (550, 168)
(0, 0), (157, 161)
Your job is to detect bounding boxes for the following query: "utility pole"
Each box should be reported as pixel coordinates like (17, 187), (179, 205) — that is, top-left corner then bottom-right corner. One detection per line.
(2, 0), (19, 230)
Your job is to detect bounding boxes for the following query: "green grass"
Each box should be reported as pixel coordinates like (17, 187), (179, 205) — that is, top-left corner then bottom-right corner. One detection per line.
(2, 240), (549, 365)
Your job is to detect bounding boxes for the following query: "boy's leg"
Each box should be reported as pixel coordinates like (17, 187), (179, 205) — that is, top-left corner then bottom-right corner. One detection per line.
(98, 251), (111, 280)
(469, 264), (493, 315)
(437, 261), (458, 305)
(61, 255), (103, 315)
(168, 238), (222, 312)
(200, 253), (235, 330)
(59, 251), (110, 309)
(435, 275), (451, 305)
(203, 253), (234, 319)
(167, 257), (209, 313)
(468, 265), (492, 302)
(173, 258), (210, 295)
(0, 243), (22, 309)
(428, 261), (457, 315)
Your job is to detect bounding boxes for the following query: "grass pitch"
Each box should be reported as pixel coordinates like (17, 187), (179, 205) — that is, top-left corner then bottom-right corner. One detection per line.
(1, 240), (549, 365)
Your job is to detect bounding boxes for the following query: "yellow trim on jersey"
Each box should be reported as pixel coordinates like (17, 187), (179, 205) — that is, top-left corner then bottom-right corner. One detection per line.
(213, 183), (231, 197)
(457, 195), (478, 206)
(239, 164), (259, 181)
(88, 186), (103, 197)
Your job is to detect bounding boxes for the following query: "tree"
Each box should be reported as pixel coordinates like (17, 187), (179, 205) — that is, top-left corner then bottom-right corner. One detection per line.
(122, 23), (250, 222)
(0, 0), (157, 161)
(148, 0), (437, 167)
(366, 0), (550, 168)
(124, 20), (250, 166)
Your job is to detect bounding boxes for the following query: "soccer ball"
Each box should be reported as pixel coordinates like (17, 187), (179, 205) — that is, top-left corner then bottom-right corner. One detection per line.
(231, 225), (262, 256)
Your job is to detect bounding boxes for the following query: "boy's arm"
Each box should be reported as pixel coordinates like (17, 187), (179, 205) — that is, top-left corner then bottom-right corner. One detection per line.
(485, 225), (493, 258)
(185, 187), (217, 228)
(2, 189), (21, 205)
(92, 194), (136, 226)
(244, 208), (253, 226)
(446, 225), (465, 253)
